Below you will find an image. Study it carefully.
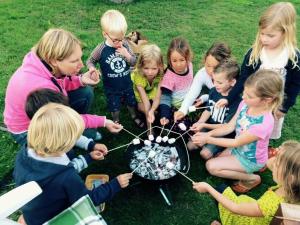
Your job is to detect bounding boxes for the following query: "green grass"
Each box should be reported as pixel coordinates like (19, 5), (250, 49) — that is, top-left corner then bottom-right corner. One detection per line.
(0, 0), (300, 224)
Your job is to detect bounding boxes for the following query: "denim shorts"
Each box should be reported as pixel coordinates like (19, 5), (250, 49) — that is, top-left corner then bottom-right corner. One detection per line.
(105, 88), (137, 112)
(231, 149), (265, 173)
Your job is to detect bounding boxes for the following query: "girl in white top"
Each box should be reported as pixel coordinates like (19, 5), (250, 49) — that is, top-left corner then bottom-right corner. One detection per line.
(174, 42), (231, 120)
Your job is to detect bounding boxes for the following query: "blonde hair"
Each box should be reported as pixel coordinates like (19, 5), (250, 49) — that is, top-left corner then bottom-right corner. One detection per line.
(249, 2), (298, 68)
(244, 69), (283, 113)
(100, 9), (127, 36)
(32, 28), (81, 63)
(28, 103), (84, 157)
(275, 140), (300, 203)
(136, 44), (164, 77)
(167, 37), (193, 68)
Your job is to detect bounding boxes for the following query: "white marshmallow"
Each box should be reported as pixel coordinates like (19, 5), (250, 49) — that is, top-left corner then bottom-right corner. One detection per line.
(162, 136), (169, 142)
(166, 162), (175, 169)
(156, 136), (162, 143)
(188, 106), (197, 112)
(178, 123), (187, 131)
(148, 134), (154, 141)
(144, 140), (152, 146)
(168, 138), (176, 144)
(132, 138), (140, 145)
(148, 150), (156, 158)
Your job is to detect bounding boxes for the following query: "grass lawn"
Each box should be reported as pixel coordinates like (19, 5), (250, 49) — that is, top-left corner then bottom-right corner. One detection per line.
(0, 0), (300, 224)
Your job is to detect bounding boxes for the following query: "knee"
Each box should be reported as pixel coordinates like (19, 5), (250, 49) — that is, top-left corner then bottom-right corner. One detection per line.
(205, 160), (218, 176)
(200, 148), (213, 160)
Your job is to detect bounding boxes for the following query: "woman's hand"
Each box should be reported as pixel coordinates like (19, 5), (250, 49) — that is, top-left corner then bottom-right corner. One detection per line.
(117, 173), (133, 188)
(193, 182), (210, 193)
(105, 119), (123, 133)
(81, 69), (100, 86)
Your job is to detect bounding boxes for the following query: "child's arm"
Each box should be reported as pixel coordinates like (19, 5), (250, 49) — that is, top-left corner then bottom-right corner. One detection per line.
(86, 44), (103, 69)
(136, 85), (151, 112)
(148, 83), (162, 123)
(159, 87), (172, 124)
(118, 40), (137, 66)
(193, 182), (263, 217)
(190, 110), (211, 131)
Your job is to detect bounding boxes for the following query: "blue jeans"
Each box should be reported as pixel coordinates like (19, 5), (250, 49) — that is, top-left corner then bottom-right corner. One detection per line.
(68, 86), (94, 114)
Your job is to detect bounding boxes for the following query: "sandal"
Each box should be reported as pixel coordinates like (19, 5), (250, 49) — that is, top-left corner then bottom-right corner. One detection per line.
(133, 117), (145, 128)
(231, 178), (261, 193)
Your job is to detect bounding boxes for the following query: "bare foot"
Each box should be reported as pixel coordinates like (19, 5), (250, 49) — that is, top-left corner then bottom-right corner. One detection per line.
(211, 220), (221, 225)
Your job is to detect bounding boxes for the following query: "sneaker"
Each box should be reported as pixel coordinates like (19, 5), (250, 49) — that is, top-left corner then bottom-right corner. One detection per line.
(94, 131), (102, 141)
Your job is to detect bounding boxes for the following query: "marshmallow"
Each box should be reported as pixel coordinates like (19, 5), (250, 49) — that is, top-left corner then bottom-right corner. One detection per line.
(144, 140), (152, 146)
(168, 138), (176, 144)
(132, 138), (140, 145)
(166, 162), (175, 169)
(188, 106), (197, 112)
(148, 150), (156, 158)
(162, 136), (169, 142)
(148, 134), (154, 141)
(156, 136), (162, 143)
(178, 123), (187, 131)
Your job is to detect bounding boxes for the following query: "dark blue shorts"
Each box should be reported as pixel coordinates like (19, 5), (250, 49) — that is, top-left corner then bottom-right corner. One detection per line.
(105, 88), (137, 112)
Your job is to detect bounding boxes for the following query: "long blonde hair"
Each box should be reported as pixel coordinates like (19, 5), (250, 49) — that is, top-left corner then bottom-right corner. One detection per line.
(28, 103), (84, 157)
(32, 28), (81, 64)
(136, 44), (164, 77)
(249, 2), (298, 68)
(244, 69), (283, 113)
(275, 140), (300, 204)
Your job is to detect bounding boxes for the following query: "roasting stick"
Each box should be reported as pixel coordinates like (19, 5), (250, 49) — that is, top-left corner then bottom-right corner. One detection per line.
(159, 123), (166, 136)
(175, 129), (192, 141)
(122, 127), (144, 141)
(166, 121), (177, 136)
(131, 155), (152, 174)
(166, 162), (195, 183)
(149, 122), (152, 136)
(108, 142), (132, 152)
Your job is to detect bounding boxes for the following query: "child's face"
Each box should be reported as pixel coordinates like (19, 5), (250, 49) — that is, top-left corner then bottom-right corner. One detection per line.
(170, 51), (188, 74)
(212, 72), (235, 95)
(142, 60), (159, 81)
(103, 31), (124, 48)
(242, 86), (265, 107)
(204, 55), (219, 77)
(52, 44), (84, 76)
(259, 26), (284, 50)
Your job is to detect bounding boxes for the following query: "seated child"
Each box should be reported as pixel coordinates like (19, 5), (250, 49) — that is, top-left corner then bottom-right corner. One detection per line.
(25, 88), (108, 171)
(14, 103), (132, 225)
(188, 58), (241, 160)
(174, 42), (232, 120)
(192, 69), (283, 192)
(159, 37), (193, 126)
(193, 140), (300, 225)
(87, 10), (141, 126)
(131, 44), (164, 129)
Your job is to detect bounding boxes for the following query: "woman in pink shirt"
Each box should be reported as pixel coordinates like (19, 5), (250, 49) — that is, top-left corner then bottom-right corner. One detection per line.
(4, 28), (122, 145)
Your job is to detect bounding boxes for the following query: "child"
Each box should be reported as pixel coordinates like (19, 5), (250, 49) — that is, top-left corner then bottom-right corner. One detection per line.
(188, 59), (241, 160)
(193, 140), (300, 225)
(25, 88), (108, 166)
(192, 69), (283, 192)
(217, 2), (300, 139)
(174, 42), (231, 120)
(14, 103), (132, 225)
(86, 10), (141, 126)
(131, 44), (164, 129)
(159, 37), (193, 125)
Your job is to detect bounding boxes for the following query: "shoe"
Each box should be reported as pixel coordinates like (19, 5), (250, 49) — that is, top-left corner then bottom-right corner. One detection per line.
(94, 131), (102, 141)
(231, 178), (261, 193)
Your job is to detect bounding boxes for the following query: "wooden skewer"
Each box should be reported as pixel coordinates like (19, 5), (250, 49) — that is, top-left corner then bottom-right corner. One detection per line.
(175, 129), (191, 140)
(108, 143), (131, 152)
(195, 106), (210, 110)
(131, 154), (152, 174)
(122, 127), (144, 141)
(159, 123), (166, 136)
(173, 168), (195, 183)
(166, 121), (177, 136)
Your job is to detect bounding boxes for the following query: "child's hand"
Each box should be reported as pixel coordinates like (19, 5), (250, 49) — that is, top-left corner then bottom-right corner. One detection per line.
(81, 70), (100, 86)
(117, 173), (133, 188)
(88, 67), (101, 82)
(274, 110), (285, 120)
(90, 150), (104, 160)
(191, 132), (208, 146)
(215, 98), (228, 108)
(194, 98), (203, 107)
(174, 111), (185, 121)
(193, 182), (210, 193)
(93, 143), (108, 156)
(160, 117), (169, 126)
(105, 120), (123, 133)
(190, 122), (205, 132)
(147, 110), (155, 123)
(116, 46), (131, 61)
